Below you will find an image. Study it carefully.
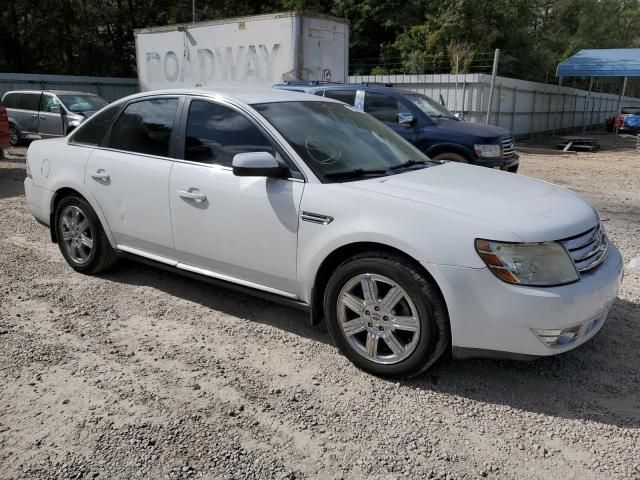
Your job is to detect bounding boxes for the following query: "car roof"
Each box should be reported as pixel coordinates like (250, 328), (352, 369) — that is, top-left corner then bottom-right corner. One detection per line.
(2, 90), (100, 96)
(118, 87), (342, 106)
(273, 83), (422, 97)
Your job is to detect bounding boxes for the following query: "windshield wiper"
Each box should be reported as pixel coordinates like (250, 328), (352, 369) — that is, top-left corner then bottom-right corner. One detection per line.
(323, 168), (388, 180)
(388, 159), (428, 171)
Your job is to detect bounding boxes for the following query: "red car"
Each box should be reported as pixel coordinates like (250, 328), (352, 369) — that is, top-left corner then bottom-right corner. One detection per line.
(605, 107), (640, 133)
(0, 103), (9, 158)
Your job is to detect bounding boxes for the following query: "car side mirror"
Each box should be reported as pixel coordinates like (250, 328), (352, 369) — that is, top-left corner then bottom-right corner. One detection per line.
(232, 152), (288, 178)
(454, 112), (464, 120)
(50, 104), (62, 114)
(397, 112), (414, 125)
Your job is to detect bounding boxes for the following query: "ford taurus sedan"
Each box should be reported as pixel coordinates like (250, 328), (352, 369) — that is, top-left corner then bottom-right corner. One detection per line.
(24, 88), (623, 378)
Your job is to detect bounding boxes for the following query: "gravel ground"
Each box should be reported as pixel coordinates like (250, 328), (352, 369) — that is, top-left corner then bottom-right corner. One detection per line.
(1, 140), (639, 480)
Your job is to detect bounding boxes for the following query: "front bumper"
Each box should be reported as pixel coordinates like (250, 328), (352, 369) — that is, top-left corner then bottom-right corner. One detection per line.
(474, 154), (519, 172)
(425, 244), (623, 358)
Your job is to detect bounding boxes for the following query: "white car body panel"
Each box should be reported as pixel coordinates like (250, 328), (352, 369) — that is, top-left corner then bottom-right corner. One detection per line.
(169, 160), (303, 295)
(85, 148), (176, 260)
(347, 163), (598, 243)
(23, 87), (624, 360)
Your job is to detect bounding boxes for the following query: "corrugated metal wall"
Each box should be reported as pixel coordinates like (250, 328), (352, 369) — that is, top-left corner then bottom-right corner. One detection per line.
(0, 73), (138, 102)
(349, 74), (640, 136)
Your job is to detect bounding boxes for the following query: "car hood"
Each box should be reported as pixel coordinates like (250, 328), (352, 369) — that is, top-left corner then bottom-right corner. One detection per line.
(346, 163), (598, 242)
(434, 118), (509, 140)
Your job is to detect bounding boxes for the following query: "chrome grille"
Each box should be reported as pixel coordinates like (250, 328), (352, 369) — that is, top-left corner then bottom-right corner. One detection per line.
(501, 136), (515, 158)
(560, 223), (608, 273)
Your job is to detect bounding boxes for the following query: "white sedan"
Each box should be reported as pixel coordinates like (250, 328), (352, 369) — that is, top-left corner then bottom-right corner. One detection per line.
(24, 88), (623, 378)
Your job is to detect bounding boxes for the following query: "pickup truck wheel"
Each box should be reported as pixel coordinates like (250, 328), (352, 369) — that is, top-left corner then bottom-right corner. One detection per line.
(323, 251), (450, 378)
(9, 125), (20, 146)
(55, 195), (117, 274)
(432, 152), (468, 163)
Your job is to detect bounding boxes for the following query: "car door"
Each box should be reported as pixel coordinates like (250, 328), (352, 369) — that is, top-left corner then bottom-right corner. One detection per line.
(17, 92), (41, 137)
(37, 93), (65, 138)
(85, 96), (182, 261)
(169, 97), (303, 296)
(363, 91), (418, 143)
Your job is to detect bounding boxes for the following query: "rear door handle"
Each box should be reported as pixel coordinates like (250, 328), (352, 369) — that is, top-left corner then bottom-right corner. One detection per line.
(89, 169), (110, 181)
(39, 115), (45, 120)
(177, 189), (207, 202)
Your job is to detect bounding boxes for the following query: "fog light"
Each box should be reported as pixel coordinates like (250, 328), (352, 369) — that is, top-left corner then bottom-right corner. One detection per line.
(533, 325), (582, 347)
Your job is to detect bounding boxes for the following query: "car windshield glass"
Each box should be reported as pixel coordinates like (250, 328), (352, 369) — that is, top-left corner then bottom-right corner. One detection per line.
(254, 101), (434, 181)
(621, 107), (640, 115)
(58, 94), (107, 113)
(405, 93), (457, 120)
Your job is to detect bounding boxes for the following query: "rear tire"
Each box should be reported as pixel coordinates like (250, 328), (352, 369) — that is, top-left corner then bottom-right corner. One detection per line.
(55, 195), (117, 274)
(323, 251), (450, 378)
(432, 152), (468, 163)
(9, 125), (19, 146)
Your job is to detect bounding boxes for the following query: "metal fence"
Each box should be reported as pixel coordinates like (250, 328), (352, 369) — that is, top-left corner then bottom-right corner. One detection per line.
(0, 73), (138, 102)
(349, 73), (640, 137)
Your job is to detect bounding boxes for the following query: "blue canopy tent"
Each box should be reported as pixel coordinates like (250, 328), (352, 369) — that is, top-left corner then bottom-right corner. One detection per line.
(557, 49), (640, 133)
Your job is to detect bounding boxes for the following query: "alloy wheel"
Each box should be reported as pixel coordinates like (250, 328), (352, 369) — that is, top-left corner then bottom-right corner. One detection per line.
(9, 126), (19, 146)
(337, 273), (420, 364)
(60, 205), (94, 265)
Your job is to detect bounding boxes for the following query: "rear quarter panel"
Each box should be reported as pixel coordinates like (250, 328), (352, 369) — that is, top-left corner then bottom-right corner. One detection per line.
(26, 139), (117, 247)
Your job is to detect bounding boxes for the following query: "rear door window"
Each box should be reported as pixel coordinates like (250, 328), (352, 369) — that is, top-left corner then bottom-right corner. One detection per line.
(2, 93), (21, 109)
(109, 98), (179, 157)
(70, 104), (121, 146)
(324, 90), (357, 106)
(19, 93), (41, 111)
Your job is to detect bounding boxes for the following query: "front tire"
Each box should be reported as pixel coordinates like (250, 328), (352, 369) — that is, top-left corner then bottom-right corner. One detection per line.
(55, 195), (117, 274)
(323, 251), (450, 378)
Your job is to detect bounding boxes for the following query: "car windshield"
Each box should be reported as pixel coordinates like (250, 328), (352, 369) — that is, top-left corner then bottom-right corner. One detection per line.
(254, 101), (435, 181)
(58, 94), (107, 113)
(621, 107), (640, 115)
(405, 93), (457, 120)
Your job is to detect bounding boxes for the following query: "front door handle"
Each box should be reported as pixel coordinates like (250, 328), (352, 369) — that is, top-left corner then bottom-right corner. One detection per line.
(31, 114), (38, 119)
(89, 169), (110, 181)
(177, 189), (207, 202)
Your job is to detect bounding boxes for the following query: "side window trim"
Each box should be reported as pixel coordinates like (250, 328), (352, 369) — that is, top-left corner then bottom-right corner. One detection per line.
(176, 95), (304, 180)
(100, 95), (184, 159)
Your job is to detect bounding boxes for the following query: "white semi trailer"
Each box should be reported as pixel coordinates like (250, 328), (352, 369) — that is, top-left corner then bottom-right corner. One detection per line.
(134, 12), (349, 91)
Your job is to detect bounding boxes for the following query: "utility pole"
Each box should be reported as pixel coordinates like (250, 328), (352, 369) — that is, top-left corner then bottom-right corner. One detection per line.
(192, 0), (196, 22)
(485, 49), (500, 125)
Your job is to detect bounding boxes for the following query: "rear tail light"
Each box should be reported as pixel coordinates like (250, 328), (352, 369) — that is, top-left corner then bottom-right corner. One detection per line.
(26, 159), (32, 179)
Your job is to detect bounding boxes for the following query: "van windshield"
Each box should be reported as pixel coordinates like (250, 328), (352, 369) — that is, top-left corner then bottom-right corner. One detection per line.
(58, 95), (108, 113)
(254, 101), (436, 181)
(405, 93), (457, 120)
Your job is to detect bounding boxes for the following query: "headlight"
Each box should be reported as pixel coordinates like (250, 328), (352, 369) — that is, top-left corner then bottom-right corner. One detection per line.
(474, 144), (501, 158)
(475, 239), (579, 286)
